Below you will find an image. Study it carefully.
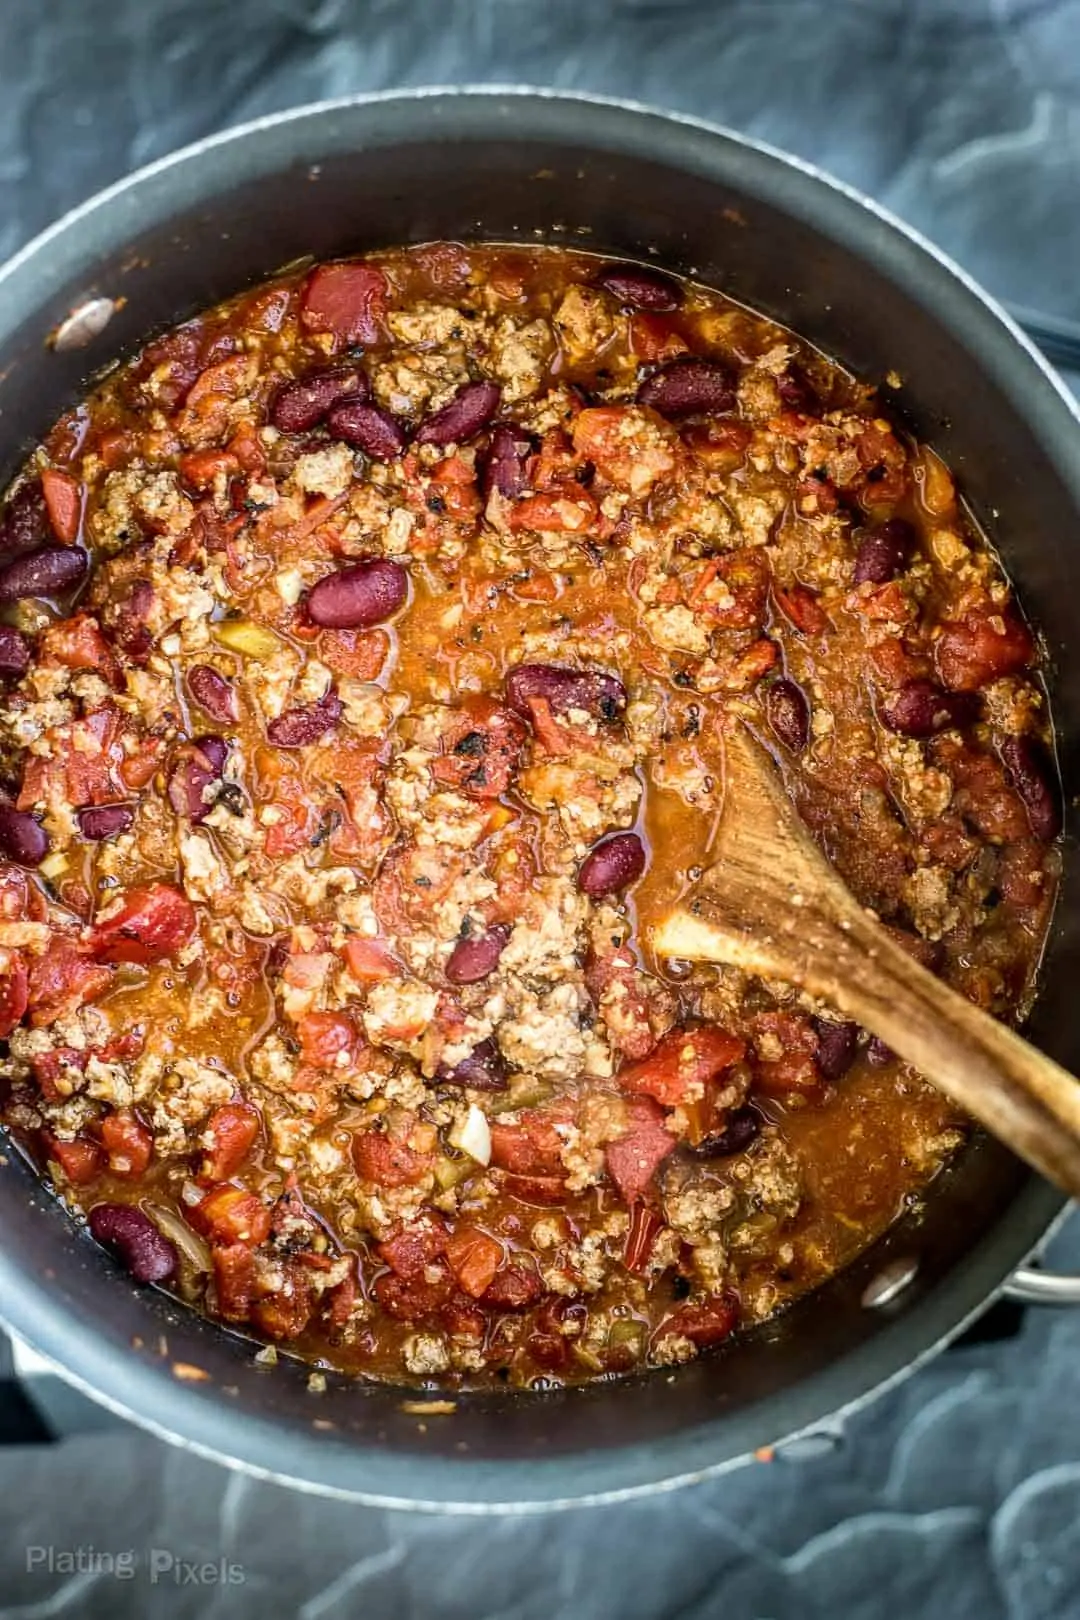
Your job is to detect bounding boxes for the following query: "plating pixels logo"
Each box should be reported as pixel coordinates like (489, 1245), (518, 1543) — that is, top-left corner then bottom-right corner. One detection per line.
(26, 1546), (245, 1585)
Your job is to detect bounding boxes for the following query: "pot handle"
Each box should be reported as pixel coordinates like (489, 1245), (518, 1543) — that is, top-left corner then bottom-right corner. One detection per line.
(1004, 1266), (1080, 1305)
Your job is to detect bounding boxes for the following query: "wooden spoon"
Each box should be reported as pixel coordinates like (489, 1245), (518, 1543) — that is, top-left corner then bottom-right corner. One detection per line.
(650, 722), (1080, 1198)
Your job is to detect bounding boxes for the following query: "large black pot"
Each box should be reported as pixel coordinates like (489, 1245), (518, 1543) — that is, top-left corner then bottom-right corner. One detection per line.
(0, 88), (1076, 1511)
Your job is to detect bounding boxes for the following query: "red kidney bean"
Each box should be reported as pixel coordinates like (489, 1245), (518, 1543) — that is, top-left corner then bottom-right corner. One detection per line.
(0, 545), (88, 603)
(187, 664), (237, 723)
(306, 558), (408, 629)
(266, 691), (342, 748)
(168, 737), (226, 825)
(637, 357), (735, 418)
(446, 923), (510, 985)
(326, 400), (408, 460)
(578, 831), (647, 897)
(776, 363), (819, 413)
(765, 678), (810, 753)
(88, 1203), (177, 1284)
(435, 1037), (508, 1090)
(78, 804), (135, 841)
(853, 519), (915, 586)
(866, 1036), (894, 1067)
(878, 680), (978, 739)
(269, 364), (368, 433)
(482, 423), (534, 499)
(0, 806), (47, 866)
(416, 380), (502, 447)
(0, 626), (29, 677)
(812, 1017), (859, 1080)
(999, 734), (1062, 841)
(505, 663), (627, 724)
(0, 480), (49, 558)
(596, 262), (683, 312)
(691, 1106), (761, 1158)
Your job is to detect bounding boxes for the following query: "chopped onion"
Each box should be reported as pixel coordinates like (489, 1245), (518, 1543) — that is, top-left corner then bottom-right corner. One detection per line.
(450, 1103), (492, 1166)
(143, 1202), (212, 1272)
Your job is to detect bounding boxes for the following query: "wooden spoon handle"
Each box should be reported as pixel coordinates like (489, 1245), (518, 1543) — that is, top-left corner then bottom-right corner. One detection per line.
(660, 900), (1080, 1199)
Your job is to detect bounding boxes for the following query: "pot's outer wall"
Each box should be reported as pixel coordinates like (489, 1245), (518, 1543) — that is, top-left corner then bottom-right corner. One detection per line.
(0, 91), (1073, 1508)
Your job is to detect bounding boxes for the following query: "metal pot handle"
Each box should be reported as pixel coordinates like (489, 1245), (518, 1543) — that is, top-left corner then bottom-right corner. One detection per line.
(1004, 1266), (1080, 1305)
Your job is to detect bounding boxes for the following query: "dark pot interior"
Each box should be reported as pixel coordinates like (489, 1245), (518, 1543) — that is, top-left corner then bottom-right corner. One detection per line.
(0, 91), (1074, 1509)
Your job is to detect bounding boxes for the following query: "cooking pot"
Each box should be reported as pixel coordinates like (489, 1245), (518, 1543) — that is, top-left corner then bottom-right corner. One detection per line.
(0, 87), (1077, 1512)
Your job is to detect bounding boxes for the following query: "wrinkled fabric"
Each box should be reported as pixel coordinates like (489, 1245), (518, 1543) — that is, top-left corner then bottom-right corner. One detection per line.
(2, 2), (1080, 1616)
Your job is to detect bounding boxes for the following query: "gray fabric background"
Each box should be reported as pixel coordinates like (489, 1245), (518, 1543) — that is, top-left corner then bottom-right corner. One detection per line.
(2, 2), (1080, 1615)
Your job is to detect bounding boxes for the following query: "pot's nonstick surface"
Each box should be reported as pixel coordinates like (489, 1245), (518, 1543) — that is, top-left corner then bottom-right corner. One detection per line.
(0, 90), (1075, 1507)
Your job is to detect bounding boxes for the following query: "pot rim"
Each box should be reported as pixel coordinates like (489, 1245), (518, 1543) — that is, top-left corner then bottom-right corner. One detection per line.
(0, 84), (1073, 1511)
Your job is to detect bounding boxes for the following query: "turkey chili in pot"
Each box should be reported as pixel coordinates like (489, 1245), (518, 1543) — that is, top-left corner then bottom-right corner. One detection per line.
(0, 243), (1060, 1388)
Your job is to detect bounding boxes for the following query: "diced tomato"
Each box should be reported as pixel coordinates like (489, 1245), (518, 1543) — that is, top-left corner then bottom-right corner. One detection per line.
(318, 627), (389, 681)
(847, 579), (913, 624)
(499, 1171), (567, 1206)
(30, 1045), (85, 1101)
(352, 1131), (430, 1188)
(341, 936), (401, 985)
(201, 1101), (260, 1182)
(40, 467), (82, 543)
(656, 1292), (740, 1349)
(585, 940), (657, 1061)
(0, 864), (33, 922)
(683, 418), (753, 472)
(605, 1100), (676, 1204)
(19, 711), (120, 812)
(509, 491), (596, 534)
(624, 1202), (663, 1273)
(213, 1242), (255, 1321)
(183, 354), (253, 408)
(263, 787), (316, 860)
(489, 1110), (566, 1177)
(324, 1266), (358, 1330)
(523, 695), (576, 756)
(936, 605), (1034, 693)
(38, 614), (121, 684)
(27, 938), (112, 1026)
(445, 1226), (503, 1299)
(430, 699), (526, 801)
(300, 262), (389, 346)
(196, 1184), (272, 1246)
(483, 1257), (543, 1310)
(90, 884), (196, 965)
(179, 449), (240, 489)
(628, 314), (689, 363)
(430, 453), (482, 521)
(572, 406), (677, 493)
(100, 1110), (153, 1176)
(297, 1012), (355, 1069)
(618, 1025), (745, 1107)
(753, 1010), (821, 1095)
(250, 1262), (315, 1340)
(686, 547), (770, 631)
(46, 1133), (104, 1185)
(773, 582), (828, 636)
(0, 949), (28, 1037)
(378, 1216), (448, 1281)
(373, 1268), (451, 1322)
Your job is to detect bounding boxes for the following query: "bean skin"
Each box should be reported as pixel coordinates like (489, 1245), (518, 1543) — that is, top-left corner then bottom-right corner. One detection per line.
(637, 357), (736, 418)
(306, 558), (408, 629)
(0, 480), (49, 558)
(0, 626), (30, 678)
(578, 831), (647, 898)
(812, 1017), (859, 1081)
(878, 680), (978, 739)
(168, 736), (227, 824)
(866, 1036), (894, 1067)
(505, 663), (627, 723)
(596, 262), (683, 312)
(326, 401), (408, 461)
(88, 1203), (177, 1284)
(445, 923), (510, 985)
(1000, 734), (1062, 841)
(435, 1037), (508, 1090)
(765, 678), (810, 752)
(853, 519), (915, 585)
(482, 423), (534, 499)
(187, 665), (237, 723)
(78, 804), (135, 841)
(0, 545), (88, 603)
(690, 1106), (761, 1158)
(415, 380), (501, 446)
(266, 692), (342, 748)
(0, 805), (48, 866)
(269, 364), (368, 433)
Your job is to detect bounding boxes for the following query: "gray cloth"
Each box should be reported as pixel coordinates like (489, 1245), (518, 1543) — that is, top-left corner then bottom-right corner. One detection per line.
(2, 1), (1080, 1615)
